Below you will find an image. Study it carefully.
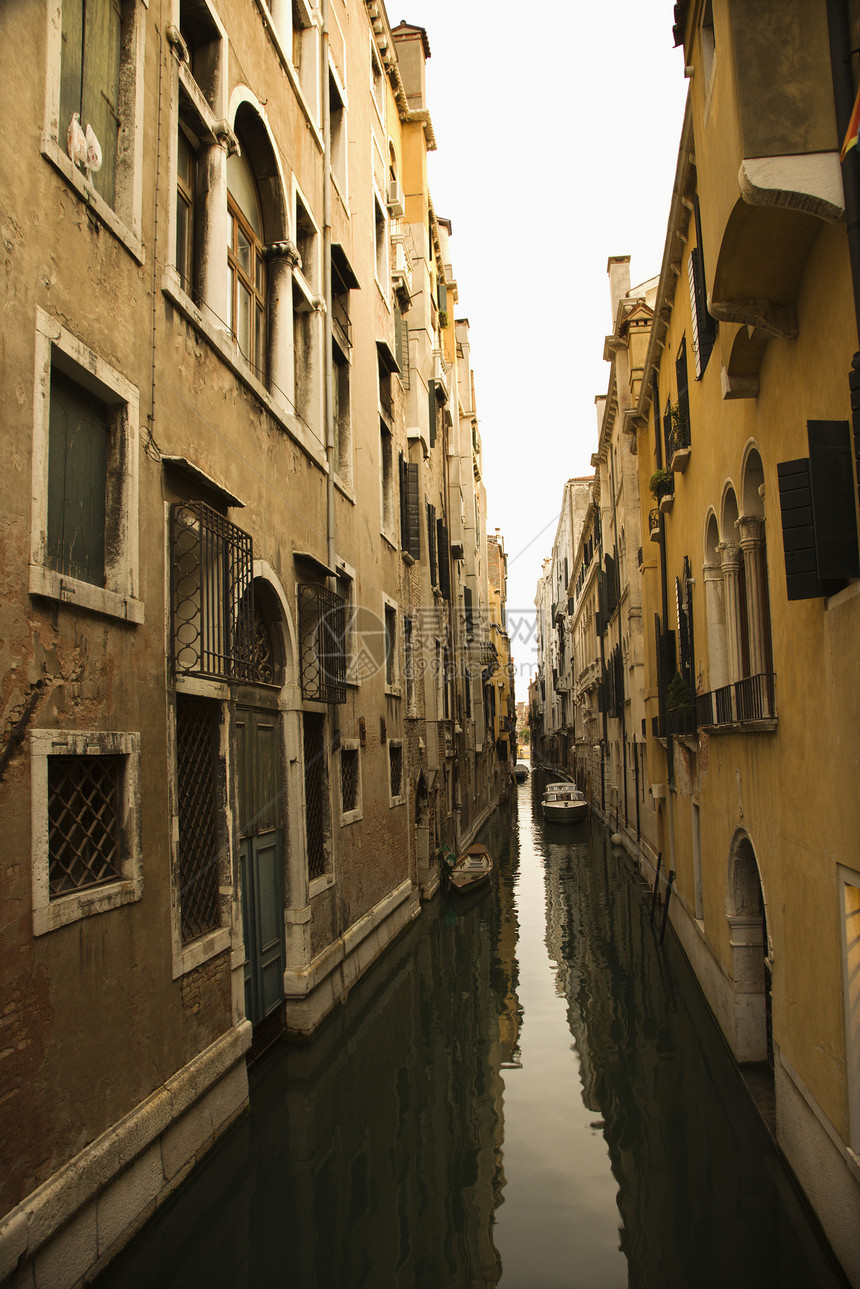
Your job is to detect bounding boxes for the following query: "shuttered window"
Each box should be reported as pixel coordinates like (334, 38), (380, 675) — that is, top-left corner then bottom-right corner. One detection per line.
(675, 338), (691, 443)
(47, 367), (109, 586)
(427, 502), (437, 586)
(777, 420), (860, 599)
(437, 518), (451, 600)
(428, 379), (437, 447)
(60, 0), (122, 209)
(399, 455), (420, 560)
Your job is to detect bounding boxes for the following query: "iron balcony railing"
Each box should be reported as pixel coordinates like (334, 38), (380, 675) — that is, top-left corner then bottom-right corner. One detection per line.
(696, 673), (776, 728)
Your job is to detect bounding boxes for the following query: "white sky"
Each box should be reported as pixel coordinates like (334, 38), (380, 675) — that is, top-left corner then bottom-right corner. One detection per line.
(411, 1), (689, 678)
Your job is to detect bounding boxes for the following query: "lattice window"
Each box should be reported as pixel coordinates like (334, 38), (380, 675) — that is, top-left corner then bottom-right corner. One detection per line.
(340, 747), (358, 815)
(48, 755), (121, 896)
(171, 502), (254, 681)
(176, 694), (222, 943)
(298, 583), (347, 703)
(389, 742), (403, 800)
(303, 713), (329, 879)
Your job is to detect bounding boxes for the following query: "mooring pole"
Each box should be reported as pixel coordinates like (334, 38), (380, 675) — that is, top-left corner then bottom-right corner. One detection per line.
(649, 851), (663, 923)
(659, 870), (676, 944)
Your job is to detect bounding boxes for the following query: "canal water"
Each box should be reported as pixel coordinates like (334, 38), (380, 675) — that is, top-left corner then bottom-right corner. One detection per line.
(97, 779), (848, 1289)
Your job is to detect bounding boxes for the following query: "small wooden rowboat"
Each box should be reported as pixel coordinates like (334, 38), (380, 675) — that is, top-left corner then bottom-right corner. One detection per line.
(445, 844), (493, 894)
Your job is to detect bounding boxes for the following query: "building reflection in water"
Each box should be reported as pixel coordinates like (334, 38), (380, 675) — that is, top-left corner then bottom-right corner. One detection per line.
(97, 784), (846, 1289)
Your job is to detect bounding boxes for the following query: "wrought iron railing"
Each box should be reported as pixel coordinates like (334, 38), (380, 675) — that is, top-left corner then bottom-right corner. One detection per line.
(696, 673), (776, 727)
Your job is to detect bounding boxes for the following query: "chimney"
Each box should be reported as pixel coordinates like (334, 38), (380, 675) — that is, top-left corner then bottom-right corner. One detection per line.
(607, 255), (631, 328)
(391, 23), (430, 111)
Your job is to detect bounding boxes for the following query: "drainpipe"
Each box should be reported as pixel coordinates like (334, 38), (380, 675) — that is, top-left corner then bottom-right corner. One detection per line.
(827, 0), (860, 349)
(322, 0), (335, 577)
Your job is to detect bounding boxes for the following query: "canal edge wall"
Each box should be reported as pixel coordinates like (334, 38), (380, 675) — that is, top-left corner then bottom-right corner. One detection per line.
(0, 1022), (252, 1289)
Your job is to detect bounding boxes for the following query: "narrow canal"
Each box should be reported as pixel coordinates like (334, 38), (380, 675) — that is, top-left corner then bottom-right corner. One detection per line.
(97, 778), (848, 1289)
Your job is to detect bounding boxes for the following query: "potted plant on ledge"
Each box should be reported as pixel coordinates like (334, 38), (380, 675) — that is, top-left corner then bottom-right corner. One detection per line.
(649, 468), (675, 511)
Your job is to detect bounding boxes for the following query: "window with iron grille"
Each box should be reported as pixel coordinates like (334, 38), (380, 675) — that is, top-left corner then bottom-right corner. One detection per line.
(298, 583), (347, 703)
(31, 729), (143, 936)
(303, 713), (329, 879)
(384, 603), (398, 688)
(48, 754), (122, 896)
(171, 502), (255, 681)
(340, 746), (360, 818)
(176, 694), (224, 944)
(389, 741), (403, 802)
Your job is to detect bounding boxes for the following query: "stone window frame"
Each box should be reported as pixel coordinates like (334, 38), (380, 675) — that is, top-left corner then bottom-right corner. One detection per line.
(30, 729), (143, 936)
(382, 595), (400, 696)
(30, 308), (143, 625)
(41, 0), (147, 263)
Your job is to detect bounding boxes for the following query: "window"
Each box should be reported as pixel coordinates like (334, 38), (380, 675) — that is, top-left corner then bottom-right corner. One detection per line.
(330, 71), (346, 195)
(371, 39), (385, 117)
(337, 569), (358, 685)
(176, 694), (225, 945)
(427, 502), (438, 586)
(176, 127), (197, 298)
(179, 0), (222, 110)
(295, 192), (319, 293)
(45, 0), (145, 255)
(170, 502), (255, 681)
(339, 743), (361, 822)
(227, 149), (267, 377)
(298, 583), (347, 703)
(399, 454), (420, 559)
(30, 310), (142, 623)
(388, 740), (404, 804)
(333, 343), (351, 481)
(384, 602), (398, 689)
(405, 617), (417, 716)
(688, 197), (716, 379)
(31, 730), (142, 935)
(839, 866), (860, 1152)
(374, 193), (387, 289)
(380, 425), (395, 536)
(303, 712), (330, 881)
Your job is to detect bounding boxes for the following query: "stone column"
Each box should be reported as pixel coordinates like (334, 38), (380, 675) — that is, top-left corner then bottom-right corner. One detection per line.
(200, 127), (235, 337)
(737, 515), (766, 677)
(702, 559), (728, 690)
(718, 541), (743, 685)
(266, 240), (301, 412)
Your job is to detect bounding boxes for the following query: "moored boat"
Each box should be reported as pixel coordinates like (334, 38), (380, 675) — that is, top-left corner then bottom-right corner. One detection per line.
(444, 843), (494, 894)
(541, 781), (588, 824)
(514, 762), (529, 782)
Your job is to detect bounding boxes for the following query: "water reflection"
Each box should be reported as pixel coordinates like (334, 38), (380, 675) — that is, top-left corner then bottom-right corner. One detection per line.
(98, 781), (847, 1289)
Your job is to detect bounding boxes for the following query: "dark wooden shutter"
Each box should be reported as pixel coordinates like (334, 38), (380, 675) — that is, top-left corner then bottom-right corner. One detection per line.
(47, 367), (108, 584)
(778, 420), (860, 599)
(82, 0), (122, 208)
(426, 502), (437, 586)
(777, 457), (820, 599)
(427, 379), (436, 447)
(464, 586), (473, 638)
(399, 452), (408, 549)
(808, 420), (860, 582)
(675, 337), (690, 440)
(437, 518), (450, 599)
(405, 462), (420, 560)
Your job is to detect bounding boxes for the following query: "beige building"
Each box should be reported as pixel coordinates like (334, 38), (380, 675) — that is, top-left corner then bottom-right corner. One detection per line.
(0, 3), (507, 1284)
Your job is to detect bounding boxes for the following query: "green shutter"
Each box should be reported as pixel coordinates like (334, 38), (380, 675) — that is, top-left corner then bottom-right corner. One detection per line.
(60, 0), (85, 140)
(428, 378), (436, 447)
(405, 463), (420, 561)
(48, 367), (108, 584)
(437, 519), (450, 599)
(82, 0), (121, 207)
(777, 457), (820, 600)
(426, 502), (437, 585)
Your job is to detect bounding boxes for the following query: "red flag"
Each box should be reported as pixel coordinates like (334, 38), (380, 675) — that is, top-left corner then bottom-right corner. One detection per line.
(841, 84), (860, 161)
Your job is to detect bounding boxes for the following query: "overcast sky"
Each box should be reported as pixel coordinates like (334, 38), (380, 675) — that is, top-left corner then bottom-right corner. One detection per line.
(410, 1), (689, 681)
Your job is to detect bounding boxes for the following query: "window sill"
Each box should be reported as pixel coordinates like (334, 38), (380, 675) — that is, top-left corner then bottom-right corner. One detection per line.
(42, 136), (144, 264)
(697, 719), (778, 734)
(172, 925), (231, 980)
(389, 795), (405, 808)
(34, 878), (142, 937)
(30, 564), (145, 625)
(162, 274), (328, 473)
(670, 446), (691, 473)
(340, 809), (363, 827)
(384, 685), (402, 699)
(309, 871), (335, 898)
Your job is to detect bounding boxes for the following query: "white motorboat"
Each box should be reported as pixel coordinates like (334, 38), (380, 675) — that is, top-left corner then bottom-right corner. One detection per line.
(541, 781), (588, 824)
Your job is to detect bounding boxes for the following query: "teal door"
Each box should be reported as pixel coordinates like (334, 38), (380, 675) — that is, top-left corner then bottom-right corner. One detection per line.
(236, 707), (285, 1028)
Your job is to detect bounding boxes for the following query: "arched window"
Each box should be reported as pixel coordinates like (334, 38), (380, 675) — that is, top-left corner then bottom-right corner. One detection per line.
(227, 148), (267, 377)
(738, 447), (773, 682)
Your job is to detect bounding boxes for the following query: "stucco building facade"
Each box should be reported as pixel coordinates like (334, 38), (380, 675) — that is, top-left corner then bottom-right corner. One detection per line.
(0, 2), (510, 1284)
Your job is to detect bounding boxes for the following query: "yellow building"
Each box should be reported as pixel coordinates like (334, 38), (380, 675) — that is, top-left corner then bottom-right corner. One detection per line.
(634, 3), (860, 1279)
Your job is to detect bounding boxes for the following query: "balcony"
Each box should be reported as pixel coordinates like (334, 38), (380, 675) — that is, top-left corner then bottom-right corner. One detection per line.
(696, 673), (777, 731)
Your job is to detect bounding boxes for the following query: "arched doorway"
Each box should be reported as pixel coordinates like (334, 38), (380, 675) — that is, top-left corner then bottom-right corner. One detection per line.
(726, 831), (772, 1069)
